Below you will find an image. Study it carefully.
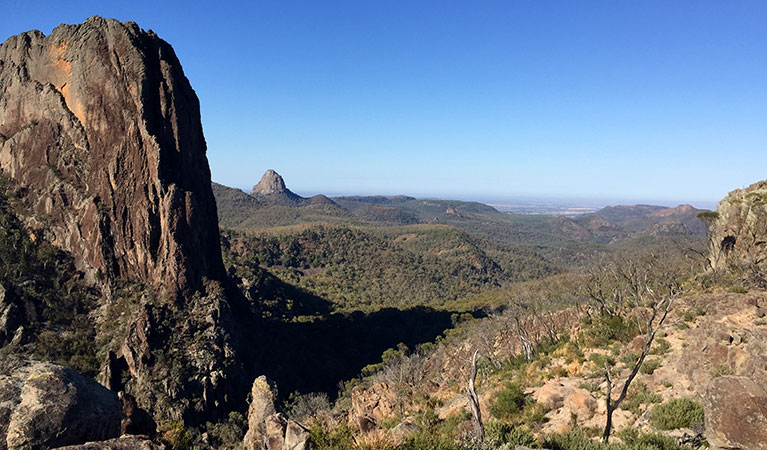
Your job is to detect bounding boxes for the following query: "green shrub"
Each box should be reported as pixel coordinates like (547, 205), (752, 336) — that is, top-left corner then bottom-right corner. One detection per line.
(309, 424), (356, 450)
(649, 338), (670, 355)
(589, 353), (616, 368)
(489, 384), (527, 421)
(485, 422), (536, 448)
(158, 421), (193, 450)
(621, 382), (662, 415)
(639, 359), (662, 375)
(650, 398), (704, 430)
(399, 431), (455, 450)
(617, 428), (679, 450)
(204, 412), (247, 449)
(581, 314), (640, 348)
(545, 427), (682, 450)
(620, 352), (640, 367)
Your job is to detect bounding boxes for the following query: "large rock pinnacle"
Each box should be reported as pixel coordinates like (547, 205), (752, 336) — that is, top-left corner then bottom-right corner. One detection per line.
(252, 169), (289, 196)
(0, 17), (247, 424)
(0, 16), (226, 299)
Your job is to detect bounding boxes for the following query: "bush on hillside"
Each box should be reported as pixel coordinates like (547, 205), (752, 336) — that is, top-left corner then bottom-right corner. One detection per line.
(650, 398), (704, 431)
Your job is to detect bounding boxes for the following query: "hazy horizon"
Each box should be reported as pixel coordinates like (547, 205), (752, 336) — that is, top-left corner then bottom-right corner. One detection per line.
(219, 179), (720, 211)
(4, 1), (765, 206)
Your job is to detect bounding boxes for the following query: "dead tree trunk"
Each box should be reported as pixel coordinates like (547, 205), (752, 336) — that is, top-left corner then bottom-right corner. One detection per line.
(603, 295), (674, 442)
(466, 350), (484, 444)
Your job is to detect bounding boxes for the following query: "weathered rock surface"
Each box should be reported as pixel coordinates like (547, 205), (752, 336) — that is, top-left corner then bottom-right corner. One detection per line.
(0, 16), (226, 298)
(0, 17), (247, 424)
(242, 377), (309, 450)
(0, 360), (122, 450)
(534, 378), (599, 434)
(243, 376), (278, 450)
(55, 436), (165, 450)
(676, 293), (767, 392)
(703, 376), (767, 450)
(263, 414), (309, 450)
(349, 382), (397, 432)
(709, 180), (767, 276)
(252, 170), (292, 196)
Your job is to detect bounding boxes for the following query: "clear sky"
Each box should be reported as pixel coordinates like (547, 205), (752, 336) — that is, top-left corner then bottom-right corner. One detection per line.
(2, 1), (766, 208)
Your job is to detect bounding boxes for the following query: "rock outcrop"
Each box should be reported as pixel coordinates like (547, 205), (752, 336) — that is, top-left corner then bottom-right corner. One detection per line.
(0, 360), (122, 450)
(0, 17), (246, 425)
(243, 376), (309, 450)
(243, 376), (278, 450)
(708, 180), (767, 277)
(56, 437), (165, 450)
(253, 170), (292, 196)
(349, 382), (398, 432)
(250, 170), (303, 205)
(0, 16), (225, 298)
(703, 376), (767, 450)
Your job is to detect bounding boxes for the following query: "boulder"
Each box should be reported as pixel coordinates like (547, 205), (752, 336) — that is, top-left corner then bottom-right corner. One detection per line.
(264, 414), (287, 450)
(0, 360), (122, 450)
(54, 436), (165, 449)
(261, 413), (309, 450)
(390, 422), (419, 444)
(703, 376), (767, 450)
(535, 378), (598, 434)
(283, 418), (310, 450)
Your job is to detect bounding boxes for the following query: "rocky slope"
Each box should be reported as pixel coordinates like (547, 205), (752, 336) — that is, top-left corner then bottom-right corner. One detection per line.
(0, 17), (246, 427)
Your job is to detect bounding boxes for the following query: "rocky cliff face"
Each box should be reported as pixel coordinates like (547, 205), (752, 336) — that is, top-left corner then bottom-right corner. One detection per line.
(708, 180), (767, 280)
(0, 17), (247, 425)
(0, 16), (225, 298)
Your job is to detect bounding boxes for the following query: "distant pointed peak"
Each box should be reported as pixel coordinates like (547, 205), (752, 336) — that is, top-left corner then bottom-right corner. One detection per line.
(252, 169), (288, 195)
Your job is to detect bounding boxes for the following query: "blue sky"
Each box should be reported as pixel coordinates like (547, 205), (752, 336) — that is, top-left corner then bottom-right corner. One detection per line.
(2, 1), (766, 208)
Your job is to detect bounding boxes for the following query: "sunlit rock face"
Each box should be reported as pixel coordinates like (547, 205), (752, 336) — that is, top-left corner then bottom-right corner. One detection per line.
(709, 180), (767, 274)
(0, 16), (226, 298)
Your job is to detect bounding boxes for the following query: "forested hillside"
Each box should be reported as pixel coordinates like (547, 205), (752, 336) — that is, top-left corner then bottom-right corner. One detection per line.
(222, 224), (556, 311)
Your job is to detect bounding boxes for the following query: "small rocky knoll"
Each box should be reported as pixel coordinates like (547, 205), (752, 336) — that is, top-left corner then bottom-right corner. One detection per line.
(708, 180), (767, 286)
